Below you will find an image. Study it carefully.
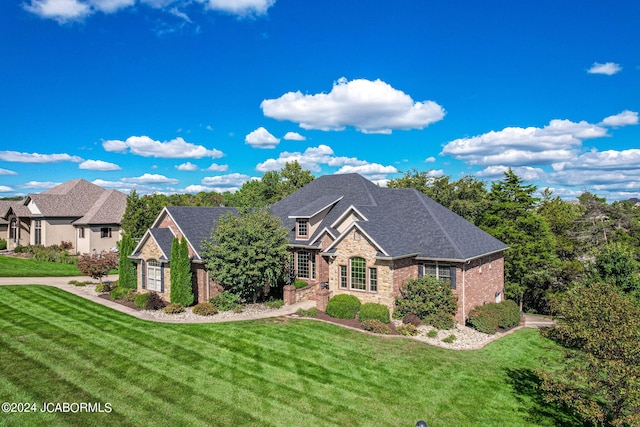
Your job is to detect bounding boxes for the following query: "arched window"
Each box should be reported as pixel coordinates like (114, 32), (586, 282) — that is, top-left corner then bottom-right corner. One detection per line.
(350, 257), (366, 290)
(147, 259), (163, 292)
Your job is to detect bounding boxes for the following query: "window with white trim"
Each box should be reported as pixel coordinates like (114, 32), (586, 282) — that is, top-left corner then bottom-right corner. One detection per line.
(147, 259), (162, 292)
(350, 257), (366, 290)
(369, 267), (377, 292)
(340, 265), (347, 288)
(297, 219), (308, 238)
(297, 251), (310, 279)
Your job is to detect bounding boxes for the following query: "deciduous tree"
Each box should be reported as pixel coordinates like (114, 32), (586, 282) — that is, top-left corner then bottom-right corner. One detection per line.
(77, 251), (118, 284)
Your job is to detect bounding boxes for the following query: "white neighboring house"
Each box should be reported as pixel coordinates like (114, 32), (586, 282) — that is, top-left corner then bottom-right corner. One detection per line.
(1, 179), (127, 254)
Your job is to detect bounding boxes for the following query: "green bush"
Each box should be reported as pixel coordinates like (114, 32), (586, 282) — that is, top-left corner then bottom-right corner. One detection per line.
(396, 323), (418, 336)
(134, 293), (150, 309)
(296, 307), (318, 317)
(209, 291), (241, 312)
(0, 239), (6, 250)
(325, 294), (361, 319)
(402, 313), (422, 327)
(358, 303), (390, 324)
(442, 334), (457, 343)
(192, 302), (218, 316)
(361, 319), (391, 334)
(494, 300), (521, 328)
(427, 329), (438, 338)
(13, 245), (28, 253)
(123, 290), (138, 302)
(468, 305), (500, 334)
(95, 283), (112, 293)
(265, 300), (284, 309)
(109, 286), (130, 300)
(424, 311), (456, 330)
(468, 300), (521, 334)
(163, 303), (185, 314)
(394, 276), (457, 323)
(68, 280), (91, 286)
(293, 279), (309, 289)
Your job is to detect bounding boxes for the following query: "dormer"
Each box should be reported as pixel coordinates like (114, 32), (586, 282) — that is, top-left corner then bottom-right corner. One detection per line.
(288, 195), (343, 241)
(331, 206), (368, 234)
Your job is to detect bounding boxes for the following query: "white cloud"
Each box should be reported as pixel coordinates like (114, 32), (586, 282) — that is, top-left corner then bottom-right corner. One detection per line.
(335, 163), (399, 182)
(0, 186), (14, 192)
(19, 181), (61, 190)
(245, 127), (280, 149)
(441, 118), (608, 167)
(205, 163), (229, 172)
(79, 159), (121, 171)
(261, 77), (445, 134)
(476, 165), (546, 181)
(120, 173), (179, 184)
(0, 168), (17, 175)
(200, 173), (252, 192)
(424, 156), (436, 163)
(103, 135), (223, 159)
(600, 110), (639, 127)
(24, 0), (92, 22)
(0, 151), (83, 163)
(24, 0), (273, 24)
(587, 62), (622, 75)
(553, 149), (640, 172)
(283, 132), (306, 141)
(175, 161), (198, 171)
(205, 0), (275, 16)
(255, 144), (366, 172)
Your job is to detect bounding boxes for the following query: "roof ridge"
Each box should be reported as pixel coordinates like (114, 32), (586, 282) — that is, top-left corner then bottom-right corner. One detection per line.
(411, 188), (466, 260)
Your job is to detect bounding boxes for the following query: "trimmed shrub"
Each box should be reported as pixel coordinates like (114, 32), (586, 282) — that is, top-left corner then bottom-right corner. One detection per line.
(123, 290), (138, 302)
(468, 305), (500, 334)
(209, 291), (241, 312)
(494, 300), (521, 328)
(468, 300), (521, 334)
(146, 293), (166, 310)
(134, 292), (150, 309)
(442, 334), (457, 343)
(163, 303), (185, 314)
(402, 313), (422, 327)
(109, 286), (130, 300)
(394, 276), (457, 323)
(0, 239), (6, 250)
(13, 245), (29, 253)
(325, 294), (361, 319)
(427, 329), (438, 338)
(95, 283), (112, 293)
(424, 311), (456, 330)
(361, 319), (391, 334)
(358, 303), (390, 324)
(296, 307), (318, 317)
(192, 302), (218, 316)
(396, 323), (419, 336)
(293, 279), (309, 289)
(265, 300), (284, 309)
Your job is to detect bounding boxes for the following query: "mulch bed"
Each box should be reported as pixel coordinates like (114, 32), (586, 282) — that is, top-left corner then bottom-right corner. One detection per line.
(312, 310), (399, 335)
(98, 293), (141, 311)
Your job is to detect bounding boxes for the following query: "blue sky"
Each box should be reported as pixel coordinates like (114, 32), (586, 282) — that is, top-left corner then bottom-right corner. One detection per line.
(1, 0), (639, 200)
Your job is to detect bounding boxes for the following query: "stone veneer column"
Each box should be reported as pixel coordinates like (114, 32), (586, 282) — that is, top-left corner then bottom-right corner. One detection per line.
(316, 288), (331, 312)
(283, 285), (296, 306)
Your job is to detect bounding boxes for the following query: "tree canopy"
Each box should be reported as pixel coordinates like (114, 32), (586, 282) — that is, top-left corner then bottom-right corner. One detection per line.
(201, 209), (289, 303)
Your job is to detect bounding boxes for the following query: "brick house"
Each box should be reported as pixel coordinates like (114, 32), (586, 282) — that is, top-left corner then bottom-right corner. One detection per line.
(131, 173), (507, 323)
(1, 179), (126, 254)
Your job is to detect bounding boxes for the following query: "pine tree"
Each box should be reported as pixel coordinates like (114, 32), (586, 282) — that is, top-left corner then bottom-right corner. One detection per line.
(170, 236), (194, 306)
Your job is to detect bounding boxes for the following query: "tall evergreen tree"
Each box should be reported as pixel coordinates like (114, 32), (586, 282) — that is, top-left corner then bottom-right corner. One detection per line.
(170, 236), (194, 306)
(479, 169), (558, 313)
(117, 233), (137, 289)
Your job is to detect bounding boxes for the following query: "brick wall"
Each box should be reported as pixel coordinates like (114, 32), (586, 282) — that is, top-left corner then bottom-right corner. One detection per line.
(458, 253), (505, 323)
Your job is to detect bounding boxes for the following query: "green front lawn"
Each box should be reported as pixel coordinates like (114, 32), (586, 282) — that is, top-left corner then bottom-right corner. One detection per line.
(0, 255), (81, 277)
(0, 286), (577, 426)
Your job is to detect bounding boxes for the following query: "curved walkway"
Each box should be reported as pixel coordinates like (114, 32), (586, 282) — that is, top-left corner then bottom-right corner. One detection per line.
(0, 275), (316, 323)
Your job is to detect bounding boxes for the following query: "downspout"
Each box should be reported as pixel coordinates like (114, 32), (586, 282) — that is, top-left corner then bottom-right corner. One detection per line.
(206, 270), (210, 301)
(462, 262), (467, 324)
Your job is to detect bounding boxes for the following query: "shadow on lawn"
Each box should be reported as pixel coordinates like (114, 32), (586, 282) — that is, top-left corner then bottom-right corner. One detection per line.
(506, 368), (585, 427)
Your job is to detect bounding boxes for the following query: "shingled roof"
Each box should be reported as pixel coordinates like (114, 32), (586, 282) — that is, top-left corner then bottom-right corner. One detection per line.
(270, 173), (507, 262)
(20, 179), (126, 224)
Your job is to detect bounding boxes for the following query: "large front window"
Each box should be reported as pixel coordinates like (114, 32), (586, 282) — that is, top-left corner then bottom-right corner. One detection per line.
(34, 220), (41, 245)
(147, 260), (162, 292)
(297, 251), (310, 278)
(350, 257), (366, 290)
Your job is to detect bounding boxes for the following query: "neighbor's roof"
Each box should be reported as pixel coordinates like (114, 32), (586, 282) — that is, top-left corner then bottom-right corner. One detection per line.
(270, 173), (508, 262)
(22, 179), (126, 224)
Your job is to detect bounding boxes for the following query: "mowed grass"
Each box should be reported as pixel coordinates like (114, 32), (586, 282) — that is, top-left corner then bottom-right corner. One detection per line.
(0, 286), (577, 427)
(0, 256), (81, 277)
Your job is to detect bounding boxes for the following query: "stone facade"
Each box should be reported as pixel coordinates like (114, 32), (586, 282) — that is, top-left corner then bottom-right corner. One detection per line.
(136, 235), (171, 302)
